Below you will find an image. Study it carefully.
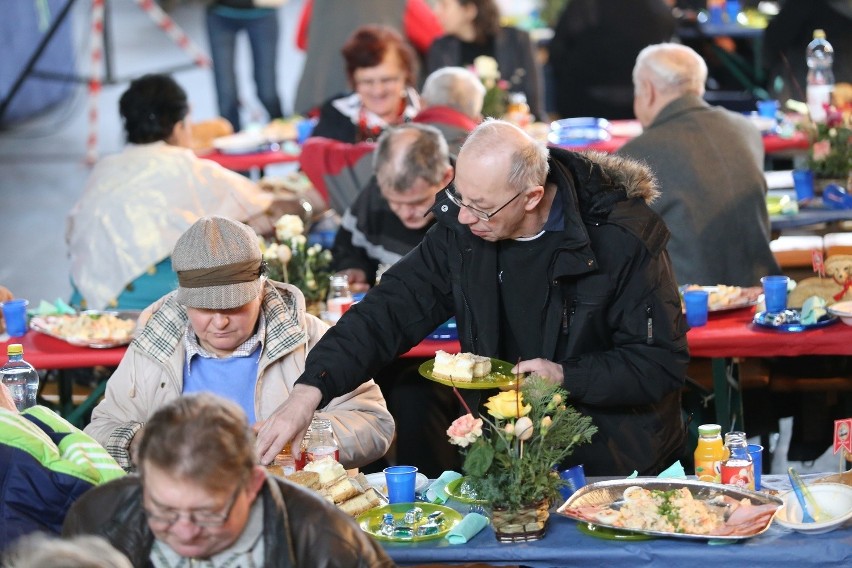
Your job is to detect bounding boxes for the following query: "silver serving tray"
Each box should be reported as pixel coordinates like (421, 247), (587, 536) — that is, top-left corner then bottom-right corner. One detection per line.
(30, 310), (140, 349)
(556, 478), (783, 541)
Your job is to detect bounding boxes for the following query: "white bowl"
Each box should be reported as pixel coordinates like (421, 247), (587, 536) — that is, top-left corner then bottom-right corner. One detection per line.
(828, 300), (852, 326)
(774, 482), (852, 534)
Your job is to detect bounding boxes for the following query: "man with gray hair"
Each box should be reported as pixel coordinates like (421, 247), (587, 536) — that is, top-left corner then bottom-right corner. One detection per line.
(300, 66), (482, 214)
(618, 43), (781, 286)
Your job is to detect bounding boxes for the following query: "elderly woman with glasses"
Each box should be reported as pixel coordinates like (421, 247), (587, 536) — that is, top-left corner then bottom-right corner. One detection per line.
(311, 25), (421, 144)
(64, 393), (393, 567)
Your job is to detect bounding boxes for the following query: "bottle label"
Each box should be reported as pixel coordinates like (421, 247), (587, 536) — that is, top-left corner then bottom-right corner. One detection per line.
(807, 84), (833, 122)
(721, 462), (754, 490)
(694, 459), (722, 483)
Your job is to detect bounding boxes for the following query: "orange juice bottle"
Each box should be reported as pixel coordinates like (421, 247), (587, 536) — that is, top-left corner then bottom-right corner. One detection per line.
(694, 424), (726, 483)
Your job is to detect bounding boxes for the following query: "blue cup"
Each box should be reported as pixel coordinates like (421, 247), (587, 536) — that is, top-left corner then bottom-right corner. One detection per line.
(708, 5), (724, 25)
(792, 169), (815, 204)
(756, 99), (779, 119)
(296, 118), (316, 144)
(748, 443), (763, 490)
(683, 290), (709, 327)
(1, 299), (29, 337)
(761, 275), (789, 314)
(822, 184), (852, 210)
(384, 465), (418, 503)
(558, 464), (587, 501)
(726, 0), (741, 24)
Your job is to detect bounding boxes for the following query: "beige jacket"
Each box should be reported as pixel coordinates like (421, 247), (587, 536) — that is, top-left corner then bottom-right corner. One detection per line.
(85, 281), (394, 469)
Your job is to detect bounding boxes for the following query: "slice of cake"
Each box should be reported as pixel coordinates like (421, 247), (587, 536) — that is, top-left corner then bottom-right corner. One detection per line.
(432, 350), (491, 381)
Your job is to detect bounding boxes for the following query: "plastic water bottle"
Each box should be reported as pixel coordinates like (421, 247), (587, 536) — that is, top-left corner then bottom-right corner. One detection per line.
(1, 344), (39, 411)
(806, 29), (835, 123)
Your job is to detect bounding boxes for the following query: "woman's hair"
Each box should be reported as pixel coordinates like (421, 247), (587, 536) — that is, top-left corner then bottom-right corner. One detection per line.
(458, 0), (501, 44)
(341, 25), (418, 88)
(3, 533), (132, 568)
(138, 393), (256, 492)
(119, 74), (189, 144)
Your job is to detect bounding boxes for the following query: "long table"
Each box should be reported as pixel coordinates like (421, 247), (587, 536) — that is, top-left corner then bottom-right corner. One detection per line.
(382, 474), (852, 567)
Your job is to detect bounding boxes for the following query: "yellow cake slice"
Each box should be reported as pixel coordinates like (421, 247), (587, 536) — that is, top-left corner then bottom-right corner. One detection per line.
(432, 350), (491, 381)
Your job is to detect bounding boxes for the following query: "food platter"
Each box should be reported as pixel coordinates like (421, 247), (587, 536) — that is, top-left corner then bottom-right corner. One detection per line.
(680, 285), (762, 313)
(418, 358), (517, 389)
(363, 472), (430, 498)
(444, 476), (488, 504)
(357, 502), (463, 542)
(557, 478), (783, 541)
(30, 310), (139, 348)
(752, 310), (839, 332)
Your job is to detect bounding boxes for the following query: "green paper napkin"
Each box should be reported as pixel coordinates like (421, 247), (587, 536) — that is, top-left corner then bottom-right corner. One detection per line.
(424, 470), (462, 503)
(657, 460), (686, 479)
(445, 512), (489, 544)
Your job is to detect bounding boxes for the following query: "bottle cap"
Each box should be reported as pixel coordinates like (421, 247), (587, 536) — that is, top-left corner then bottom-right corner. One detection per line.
(814, 29), (826, 39)
(698, 424), (721, 436)
(7, 344), (23, 356)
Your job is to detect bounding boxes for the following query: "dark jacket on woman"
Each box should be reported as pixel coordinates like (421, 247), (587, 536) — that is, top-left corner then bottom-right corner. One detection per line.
(62, 475), (393, 568)
(426, 26), (545, 120)
(297, 148), (689, 476)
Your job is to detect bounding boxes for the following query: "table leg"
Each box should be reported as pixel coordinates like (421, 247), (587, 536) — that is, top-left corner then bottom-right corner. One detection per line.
(712, 358), (745, 432)
(64, 379), (107, 429)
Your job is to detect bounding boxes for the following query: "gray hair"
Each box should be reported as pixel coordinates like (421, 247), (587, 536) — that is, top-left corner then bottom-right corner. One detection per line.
(421, 66), (486, 119)
(461, 118), (549, 192)
(138, 393), (257, 492)
(374, 123), (451, 193)
(3, 534), (132, 568)
(633, 43), (707, 97)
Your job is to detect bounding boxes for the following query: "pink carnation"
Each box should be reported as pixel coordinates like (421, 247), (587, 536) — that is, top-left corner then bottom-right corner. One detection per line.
(447, 414), (483, 447)
(812, 139), (832, 161)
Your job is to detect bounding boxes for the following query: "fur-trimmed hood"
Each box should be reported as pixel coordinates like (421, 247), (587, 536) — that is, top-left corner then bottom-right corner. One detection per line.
(580, 150), (660, 204)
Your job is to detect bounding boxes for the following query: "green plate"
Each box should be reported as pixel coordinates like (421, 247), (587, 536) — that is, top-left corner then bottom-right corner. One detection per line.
(418, 357), (518, 389)
(444, 477), (488, 504)
(357, 502), (463, 542)
(577, 522), (654, 541)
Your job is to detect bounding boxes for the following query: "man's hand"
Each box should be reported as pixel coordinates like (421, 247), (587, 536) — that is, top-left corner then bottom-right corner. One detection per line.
(512, 358), (564, 385)
(335, 268), (370, 293)
(254, 384), (323, 465)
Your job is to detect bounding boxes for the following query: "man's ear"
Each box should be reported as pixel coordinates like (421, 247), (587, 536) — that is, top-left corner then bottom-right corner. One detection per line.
(523, 185), (546, 211)
(248, 465), (267, 497)
(441, 165), (454, 187)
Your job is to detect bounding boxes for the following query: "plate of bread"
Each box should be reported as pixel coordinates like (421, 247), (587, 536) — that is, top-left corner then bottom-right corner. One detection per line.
(273, 458), (387, 516)
(419, 351), (517, 389)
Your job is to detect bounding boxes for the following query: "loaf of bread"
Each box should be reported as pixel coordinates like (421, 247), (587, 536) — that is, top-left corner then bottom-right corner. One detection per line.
(338, 487), (385, 516)
(283, 470), (321, 490)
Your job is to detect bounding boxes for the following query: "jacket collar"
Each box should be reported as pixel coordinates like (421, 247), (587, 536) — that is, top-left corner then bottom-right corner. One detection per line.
(413, 106), (479, 134)
(650, 94), (709, 129)
(133, 281), (307, 365)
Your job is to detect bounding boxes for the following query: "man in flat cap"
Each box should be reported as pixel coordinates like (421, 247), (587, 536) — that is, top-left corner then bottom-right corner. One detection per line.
(85, 216), (393, 472)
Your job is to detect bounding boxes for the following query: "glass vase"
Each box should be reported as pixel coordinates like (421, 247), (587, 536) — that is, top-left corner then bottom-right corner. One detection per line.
(491, 500), (550, 543)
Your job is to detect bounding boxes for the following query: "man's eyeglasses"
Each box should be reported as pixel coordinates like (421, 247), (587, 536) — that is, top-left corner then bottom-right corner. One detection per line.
(144, 484), (242, 529)
(445, 185), (526, 221)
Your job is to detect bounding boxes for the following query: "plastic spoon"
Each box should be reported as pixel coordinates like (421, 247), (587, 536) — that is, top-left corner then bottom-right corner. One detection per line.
(787, 467), (828, 523)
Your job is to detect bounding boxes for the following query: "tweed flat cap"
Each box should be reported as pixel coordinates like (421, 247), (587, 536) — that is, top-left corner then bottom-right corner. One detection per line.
(172, 216), (263, 309)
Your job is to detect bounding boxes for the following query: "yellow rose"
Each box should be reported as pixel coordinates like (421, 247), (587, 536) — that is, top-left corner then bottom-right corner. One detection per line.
(485, 390), (531, 420)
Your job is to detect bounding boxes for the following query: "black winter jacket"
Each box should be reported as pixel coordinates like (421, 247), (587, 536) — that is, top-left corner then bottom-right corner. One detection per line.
(299, 148), (689, 475)
(62, 475), (393, 568)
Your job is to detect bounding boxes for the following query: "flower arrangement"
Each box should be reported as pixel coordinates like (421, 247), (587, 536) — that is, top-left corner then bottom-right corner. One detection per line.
(447, 374), (597, 513)
(472, 55), (509, 119)
(802, 88), (852, 181)
(260, 214), (333, 304)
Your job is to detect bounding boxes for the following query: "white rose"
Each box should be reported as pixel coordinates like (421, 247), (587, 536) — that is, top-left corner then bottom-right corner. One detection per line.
(473, 55), (500, 88)
(262, 243), (279, 261)
(291, 234), (307, 247)
(274, 214), (305, 242)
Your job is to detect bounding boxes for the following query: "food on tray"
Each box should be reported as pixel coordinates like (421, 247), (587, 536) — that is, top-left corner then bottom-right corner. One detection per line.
(263, 117), (300, 142)
(282, 459), (386, 516)
(800, 295), (828, 324)
(38, 312), (136, 344)
(280, 470), (320, 490)
(683, 284), (761, 311)
(563, 486), (779, 537)
(432, 350), (491, 381)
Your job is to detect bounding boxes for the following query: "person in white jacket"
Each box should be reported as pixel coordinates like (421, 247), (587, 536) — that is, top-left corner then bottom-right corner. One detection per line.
(85, 216), (394, 471)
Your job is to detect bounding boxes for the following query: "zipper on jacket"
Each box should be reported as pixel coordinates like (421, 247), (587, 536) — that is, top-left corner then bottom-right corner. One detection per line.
(646, 304), (654, 345)
(562, 299), (576, 336)
(459, 248), (476, 348)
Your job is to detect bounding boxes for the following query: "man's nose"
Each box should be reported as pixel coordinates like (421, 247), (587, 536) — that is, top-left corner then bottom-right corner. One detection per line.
(457, 206), (477, 225)
(212, 313), (229, 327)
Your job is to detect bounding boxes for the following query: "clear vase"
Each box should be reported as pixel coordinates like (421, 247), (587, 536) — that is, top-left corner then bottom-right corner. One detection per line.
(490, 500), (550, 543)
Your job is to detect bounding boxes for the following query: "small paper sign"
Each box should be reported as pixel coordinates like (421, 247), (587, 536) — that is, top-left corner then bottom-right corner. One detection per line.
(812, 250), (825, 277)
(834, 418), (852, 455)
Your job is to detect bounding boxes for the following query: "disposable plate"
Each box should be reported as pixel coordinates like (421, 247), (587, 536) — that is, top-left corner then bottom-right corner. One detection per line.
(418, 358), (517, 389)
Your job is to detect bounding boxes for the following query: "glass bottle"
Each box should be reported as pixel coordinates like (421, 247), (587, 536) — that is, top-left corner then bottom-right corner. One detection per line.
(505, 92), (531, 128)
(273, 443), (297, 476)
(1, 344), (39, 411)
(305, 417), (340, 464)
(806, 29), (835, 123)
(693, 424), (727, 483)
(720, 431), (754, 490)
(326, 274), (352, 323)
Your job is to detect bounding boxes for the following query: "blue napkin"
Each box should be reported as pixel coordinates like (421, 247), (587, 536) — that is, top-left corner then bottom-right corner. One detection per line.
(445, 512), (489, 544)
(424, 470), (462, 503)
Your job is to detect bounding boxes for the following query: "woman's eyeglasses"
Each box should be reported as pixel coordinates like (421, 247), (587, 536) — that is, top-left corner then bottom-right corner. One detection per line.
(445, 185), (526, 221)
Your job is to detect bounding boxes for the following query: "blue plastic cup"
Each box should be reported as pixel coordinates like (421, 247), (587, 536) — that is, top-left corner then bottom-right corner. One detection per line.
(748, 443), (763, 490)
(1, 299), (29, 337)
(792, 169), (815, 204)
(726, 0), (741, 24)
(683, 290), (710, 327)
(558, 464), (587, 501)
(708, 5), (724, 25)
(756, 99), (779, 118)
(761, 275), (789, 314)
(296, 118), (315, 144)
(384, 465), (418, 503)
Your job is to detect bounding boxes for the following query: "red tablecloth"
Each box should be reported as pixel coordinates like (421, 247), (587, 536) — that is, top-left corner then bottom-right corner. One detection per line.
(198, 148), (300, 171)
(1, 331), (126, 370)
(687, 307), (852, 358)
